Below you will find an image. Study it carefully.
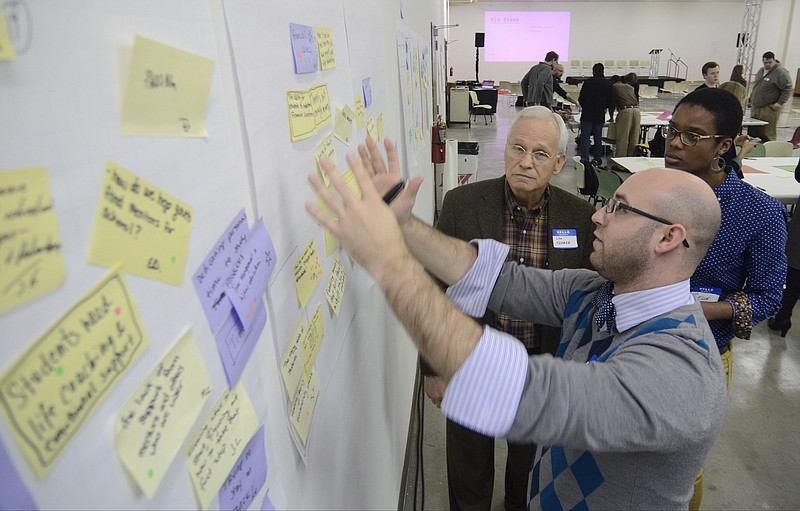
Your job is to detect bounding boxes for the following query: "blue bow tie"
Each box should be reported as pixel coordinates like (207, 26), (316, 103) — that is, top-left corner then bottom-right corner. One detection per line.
(592, 281), (616, 332)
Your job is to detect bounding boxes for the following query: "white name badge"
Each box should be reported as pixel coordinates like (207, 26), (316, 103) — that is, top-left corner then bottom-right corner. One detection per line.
(691, 286), (721, 302)
(552, 228), (578, 249)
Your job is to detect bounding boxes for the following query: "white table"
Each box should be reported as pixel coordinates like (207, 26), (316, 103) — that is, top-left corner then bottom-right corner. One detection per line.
(610, 156), (799, 204)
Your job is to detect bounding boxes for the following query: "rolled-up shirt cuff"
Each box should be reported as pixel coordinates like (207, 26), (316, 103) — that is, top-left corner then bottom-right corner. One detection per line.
(441, 327), (528, 437)
(445, 239), (509, 317)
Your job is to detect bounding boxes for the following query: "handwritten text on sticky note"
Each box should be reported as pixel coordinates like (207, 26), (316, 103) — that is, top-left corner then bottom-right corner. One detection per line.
(293, 239), (322, 308)
(325, 256), (347, 316)
(315, 27), (335, 70)
(218, 425), (267, 511)
(289, 369), (320, 446)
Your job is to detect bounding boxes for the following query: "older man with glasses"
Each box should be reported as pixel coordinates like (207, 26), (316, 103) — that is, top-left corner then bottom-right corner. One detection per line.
(307, 124), (728, 508)
(417, 106), (595, 511)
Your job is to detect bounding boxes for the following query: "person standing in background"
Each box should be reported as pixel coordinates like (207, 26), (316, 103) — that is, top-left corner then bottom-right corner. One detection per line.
(748, 51), (793, 141)
(420, 107), (596, 511)
(552, 63), (580, 110)
(521, 51), (559, 109)
(730, 64), (747, 87)
(578, 63), (613, 167)
(695, 62), (720, 90)
(610, 73), (641, 157)
(768, 157), (800, 337)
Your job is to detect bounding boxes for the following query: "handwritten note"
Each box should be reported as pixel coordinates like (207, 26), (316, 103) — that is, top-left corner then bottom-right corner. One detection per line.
(315, 27), (335, 70)
(314, 134), (337, 185)
(324, 227), (339, 256)
(324, 256), (347, 317)
(185, 383), (259, 510)
(365, 114), (378, 141)
(88, 161), (194, 286)
(192, 209), (249, 334)
(333, 105), (355, 145)
(310, 84), (332, 130)
(377, 113), (384, 140)
(301, 304), (324, 374)
(354, 95), (365, 128)
(362, 77), (373, 108)
(218, 425), (267, 511)
(293, 239), (322, 308)
(215, 299), (267, 388)
(289, 23), (318, 74)
(225, 219), (276, 330)
(0, 267), (149, 478)
(120, 35), (214, 137)
(0, 9), (16, 61)
(0, 436), (38, 510)
(289, 368), (320, 446)
(115, 330), (212, 499)
(286, 90), (316, 142)
(280, 317), (307, 398)
(0, 166), (65, 312)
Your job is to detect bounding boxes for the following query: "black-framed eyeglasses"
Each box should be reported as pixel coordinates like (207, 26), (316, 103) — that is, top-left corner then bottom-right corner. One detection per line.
(661, 125), (727, 147)
(605, 197), (690, 248)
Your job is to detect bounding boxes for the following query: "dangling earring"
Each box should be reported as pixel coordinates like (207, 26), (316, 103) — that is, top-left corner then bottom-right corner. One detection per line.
(711, 156), (726, 173)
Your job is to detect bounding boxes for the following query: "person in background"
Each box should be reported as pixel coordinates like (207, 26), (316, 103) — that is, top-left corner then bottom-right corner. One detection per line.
(307, 136), (728, 509)
(420, 106), (595, 511)
(610, 73), (641, 157)
(719, 81), (747, 106)
(663, 87), (788, 510)
(695, 62), (720, 89)
(521, 51), (559, 109)
(768, 157), (800, 337)
(552, 63), (580, 110)
(578, 63), (613, 167)
(730, 64), (747, 87)
(748, 51), (793, 141)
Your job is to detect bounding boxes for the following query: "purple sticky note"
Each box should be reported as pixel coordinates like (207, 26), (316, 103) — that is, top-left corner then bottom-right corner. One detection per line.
(226, 219), (276, 330)
(193, 209), (249, 334)
(219, 425), (268, 511)
(0, 437), (38, 511)
(215, 300), (267, 388)
(289, 23), (318, 74)
(362, 77), (373, 109)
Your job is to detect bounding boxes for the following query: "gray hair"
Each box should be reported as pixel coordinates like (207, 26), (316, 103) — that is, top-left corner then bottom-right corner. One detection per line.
(507, 106), (569, 154)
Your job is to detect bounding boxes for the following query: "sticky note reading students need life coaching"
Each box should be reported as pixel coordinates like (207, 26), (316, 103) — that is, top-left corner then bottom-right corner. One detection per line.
(89, 161), (194, 286)
(0, 166), (65, 313)
(120, 35), (214, 137)
(0, 266), (149, 479)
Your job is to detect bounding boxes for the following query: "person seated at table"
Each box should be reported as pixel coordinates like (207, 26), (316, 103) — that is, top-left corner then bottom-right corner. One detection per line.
(663, 87), (788, 510)
(730, 64), (747, 87)
(719, 81), (746, 106)
(695, 61), (720, 89)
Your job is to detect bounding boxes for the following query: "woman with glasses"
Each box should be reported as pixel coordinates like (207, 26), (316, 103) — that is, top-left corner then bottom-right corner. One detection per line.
(663, 87), (788, 511)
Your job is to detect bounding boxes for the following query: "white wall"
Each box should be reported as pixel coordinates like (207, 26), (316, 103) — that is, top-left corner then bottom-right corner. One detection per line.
(449, 0), (799, 85)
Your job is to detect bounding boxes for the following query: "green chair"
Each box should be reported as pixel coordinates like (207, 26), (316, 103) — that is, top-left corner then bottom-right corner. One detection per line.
(747, 143), (766, 157)
(593, 167), (624, 206)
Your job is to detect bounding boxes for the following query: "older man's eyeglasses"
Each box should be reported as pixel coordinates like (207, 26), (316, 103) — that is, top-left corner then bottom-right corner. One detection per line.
(661, 125), (727, 147)
(605, 197), (690, 248)
(506, 144), (556, 165)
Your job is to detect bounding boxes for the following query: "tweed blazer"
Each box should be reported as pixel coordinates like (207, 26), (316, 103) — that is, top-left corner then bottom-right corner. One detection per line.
(421, 176), (596, 376)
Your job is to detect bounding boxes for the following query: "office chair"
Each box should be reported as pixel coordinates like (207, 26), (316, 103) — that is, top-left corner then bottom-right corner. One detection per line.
(746, 143), (766, 157)
(468, 90), (493, 125)
(593, 167), (624, 206)
(763, 141), (794, 157)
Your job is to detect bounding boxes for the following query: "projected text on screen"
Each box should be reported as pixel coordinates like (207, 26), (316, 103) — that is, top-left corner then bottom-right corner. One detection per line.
(484, 12), (570, 63)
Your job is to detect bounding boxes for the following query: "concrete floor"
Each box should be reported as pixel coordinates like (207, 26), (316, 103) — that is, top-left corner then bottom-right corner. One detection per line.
(402, 94), (800, 510)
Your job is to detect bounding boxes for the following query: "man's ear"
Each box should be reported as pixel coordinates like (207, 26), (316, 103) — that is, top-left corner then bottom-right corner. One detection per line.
(654, 224), (688, 253)
(553, 154), (568, 175)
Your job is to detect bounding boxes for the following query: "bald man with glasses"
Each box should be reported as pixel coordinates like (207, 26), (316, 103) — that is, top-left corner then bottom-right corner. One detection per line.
(308, 130), (728, 508)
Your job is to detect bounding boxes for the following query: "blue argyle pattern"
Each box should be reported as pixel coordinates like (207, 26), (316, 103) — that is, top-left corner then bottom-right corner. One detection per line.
(529, 446), (605, 510)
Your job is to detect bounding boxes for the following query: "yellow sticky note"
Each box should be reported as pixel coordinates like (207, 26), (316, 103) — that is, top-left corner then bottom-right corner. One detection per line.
(314, 133), (336, 186)
(116, 329), (212, 499)
(324, 227), (339, 256)
(0, 166), (65, 312)
(310, 84), (332, 131)
(120, 35), (214, 137)
(88, 161), (194, 287)
(333, 105), (355, 145)
(280, 317), (307, 399)
(185, 383), (259, 510)
(342, 168), (362, 199)
(293, 239), (322, 308)
(354, 95), (365, 128)
(301, 304), (324, 374)
(325, 255), (347, 317)
(0, 10), (15, 61)
(315, 27), (335, 70)
(287, 89), (316, 142)
(365, 114), (377, 141)
(0, 267), (149, 478)
(289, 368), (320, 446)
(377, 113), (384, 140)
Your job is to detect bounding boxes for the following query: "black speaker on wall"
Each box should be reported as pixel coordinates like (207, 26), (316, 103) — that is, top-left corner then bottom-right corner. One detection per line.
(475, 32), (485, 48)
